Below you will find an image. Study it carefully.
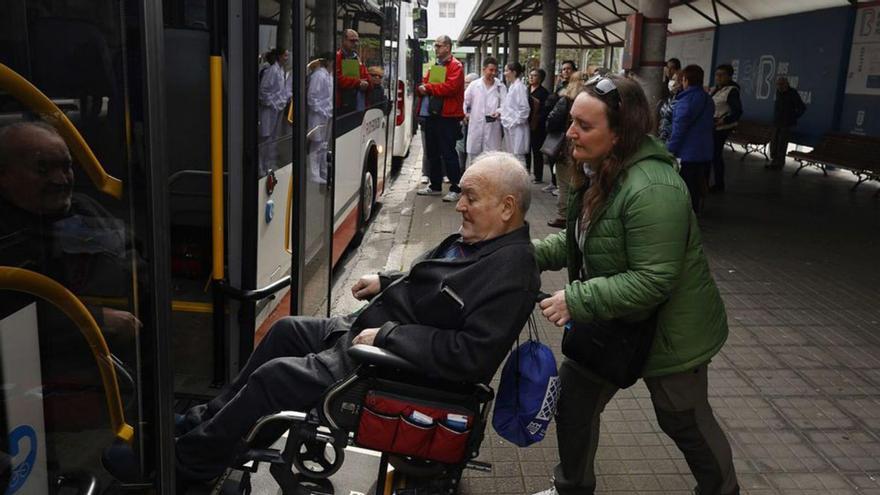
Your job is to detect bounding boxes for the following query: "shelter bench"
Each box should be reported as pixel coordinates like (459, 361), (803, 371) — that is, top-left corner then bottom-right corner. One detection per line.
(726, 120), (775, 162)
(787, 133), (880, 194)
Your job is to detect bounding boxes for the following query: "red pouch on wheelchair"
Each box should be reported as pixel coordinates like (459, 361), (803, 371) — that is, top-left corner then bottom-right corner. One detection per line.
(355, 391), (474, 464)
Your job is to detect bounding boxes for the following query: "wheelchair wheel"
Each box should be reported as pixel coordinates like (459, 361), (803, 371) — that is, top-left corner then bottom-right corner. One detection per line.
(388, 455), (446, 477)
(291, 438), (345, 479)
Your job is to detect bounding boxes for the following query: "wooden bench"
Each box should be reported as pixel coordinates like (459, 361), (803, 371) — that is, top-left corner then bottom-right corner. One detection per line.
(787, 133), (880, 194)
(726, 120), (775, 162)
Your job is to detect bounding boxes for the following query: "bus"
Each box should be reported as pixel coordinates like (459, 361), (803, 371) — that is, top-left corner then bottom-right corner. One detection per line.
(0, 0), (424, 492)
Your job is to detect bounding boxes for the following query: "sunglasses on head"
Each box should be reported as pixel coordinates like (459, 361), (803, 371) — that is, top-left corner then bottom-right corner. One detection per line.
(586, 75), (617, 95)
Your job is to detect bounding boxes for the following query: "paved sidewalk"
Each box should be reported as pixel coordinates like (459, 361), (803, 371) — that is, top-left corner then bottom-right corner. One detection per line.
(332, 136), (880, 495)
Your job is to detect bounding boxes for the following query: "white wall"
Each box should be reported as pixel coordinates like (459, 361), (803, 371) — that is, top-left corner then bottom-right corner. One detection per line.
(426, 0), (479, 41)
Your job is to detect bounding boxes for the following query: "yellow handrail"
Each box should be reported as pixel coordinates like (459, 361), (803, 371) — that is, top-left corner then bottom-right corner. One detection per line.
(0, 63), (123, 200)
(209, 56), (225, 280)
(0, 267), (134, 444)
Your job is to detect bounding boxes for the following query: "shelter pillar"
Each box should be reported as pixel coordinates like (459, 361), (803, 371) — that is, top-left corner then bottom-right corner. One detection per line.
(540, 0), (558, 92)
(634, 0), (670, 113)
(475, 42), (483, 70)
(509, 25), (520, 65)
(491, 36), (499, 59)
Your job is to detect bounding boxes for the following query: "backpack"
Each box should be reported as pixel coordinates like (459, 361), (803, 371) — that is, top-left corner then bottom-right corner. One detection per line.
(492, 316), (560, 447)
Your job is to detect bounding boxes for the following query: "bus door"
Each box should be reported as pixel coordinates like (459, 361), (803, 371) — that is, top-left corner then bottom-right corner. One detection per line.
(0, 1), (174, 492)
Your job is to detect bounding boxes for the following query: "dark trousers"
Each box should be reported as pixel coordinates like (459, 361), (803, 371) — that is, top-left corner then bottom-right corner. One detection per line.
(680, 161), (709, 213)
(710, 129), (731, 188)
(525, 130), (546, 181)
(424, 116), (462, 193)
(553, 359), (739, 495)
(770, 126), (791, 165)
(175, 316), (355, 481)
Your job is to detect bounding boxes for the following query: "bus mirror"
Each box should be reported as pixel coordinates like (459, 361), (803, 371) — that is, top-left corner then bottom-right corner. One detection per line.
(414, 7), (428, 39)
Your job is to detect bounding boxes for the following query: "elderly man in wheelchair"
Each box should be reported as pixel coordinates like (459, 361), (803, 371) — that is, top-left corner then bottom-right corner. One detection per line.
(174, 152), (541, 493)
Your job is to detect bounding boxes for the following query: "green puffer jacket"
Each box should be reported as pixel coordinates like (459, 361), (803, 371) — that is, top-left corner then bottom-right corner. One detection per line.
(533, 136), (727, 377)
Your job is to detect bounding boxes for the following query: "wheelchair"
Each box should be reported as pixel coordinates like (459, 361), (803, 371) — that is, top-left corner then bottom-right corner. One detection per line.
(222, 344), (496, 495)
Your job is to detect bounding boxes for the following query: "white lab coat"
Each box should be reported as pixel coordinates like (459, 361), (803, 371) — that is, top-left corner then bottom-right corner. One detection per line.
(259, 62), (291, 139)
(464, 77), (506, 155)
(307, 66), (333, 184)
(500, 78), (530, 156)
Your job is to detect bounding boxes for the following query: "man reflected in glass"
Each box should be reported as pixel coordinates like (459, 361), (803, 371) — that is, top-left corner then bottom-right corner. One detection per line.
(336, 29), (370, 113)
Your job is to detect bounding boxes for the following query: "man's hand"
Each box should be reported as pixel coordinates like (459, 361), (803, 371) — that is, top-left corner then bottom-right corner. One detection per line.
(359, 79), (369, 91)
(417, 84), (428, 96)
(102, 307), (143, 339)
(539, 290), (570, 327)
(490, 111), (500, 119)
(351, 274), (381, 300)
(352, 327), (380, 346)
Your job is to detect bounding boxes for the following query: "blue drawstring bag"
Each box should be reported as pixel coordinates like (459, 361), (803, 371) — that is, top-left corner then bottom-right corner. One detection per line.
(492, 316), (560, 447)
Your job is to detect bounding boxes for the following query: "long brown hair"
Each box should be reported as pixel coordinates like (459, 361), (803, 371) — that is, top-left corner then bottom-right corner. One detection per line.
(574, 75), (653, 224)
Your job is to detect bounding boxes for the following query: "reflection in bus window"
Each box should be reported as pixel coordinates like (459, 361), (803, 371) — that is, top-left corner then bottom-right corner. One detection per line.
(336, 29), (370, 114)
(258, 48), (292, 176)
(308, 57), (333, 184)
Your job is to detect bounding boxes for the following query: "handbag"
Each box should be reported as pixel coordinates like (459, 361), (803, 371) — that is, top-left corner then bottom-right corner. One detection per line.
(540, 131), (565, 158)
(561, 312), (658, 389)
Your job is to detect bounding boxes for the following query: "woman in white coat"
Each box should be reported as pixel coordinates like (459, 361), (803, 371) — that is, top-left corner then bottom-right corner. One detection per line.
(464, 57), (506, 165)
(500, 62), (530, 165)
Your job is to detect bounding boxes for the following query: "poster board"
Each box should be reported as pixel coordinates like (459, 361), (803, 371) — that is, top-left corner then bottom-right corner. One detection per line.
(665, 29), (715, 76)
(845, 5), (880, 96)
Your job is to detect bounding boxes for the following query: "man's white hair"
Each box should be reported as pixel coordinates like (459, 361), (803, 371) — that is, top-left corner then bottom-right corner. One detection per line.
(467, 151), (531, 214)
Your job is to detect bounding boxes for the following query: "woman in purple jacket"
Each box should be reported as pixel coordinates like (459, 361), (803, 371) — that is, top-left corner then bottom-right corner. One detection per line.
(666, 65), (715, 213)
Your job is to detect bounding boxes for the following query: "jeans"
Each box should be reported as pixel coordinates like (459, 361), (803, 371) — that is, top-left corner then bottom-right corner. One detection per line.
(526, 129), (547, 181)
(710, 129), (731, 188)
(424, 116), (462, 193)
(680, 160), (709, 213)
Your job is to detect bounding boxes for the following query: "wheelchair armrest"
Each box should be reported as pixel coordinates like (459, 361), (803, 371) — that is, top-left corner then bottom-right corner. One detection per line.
(348, 344), (421, 374)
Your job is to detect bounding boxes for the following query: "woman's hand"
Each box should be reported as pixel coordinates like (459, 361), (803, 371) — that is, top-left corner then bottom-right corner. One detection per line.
(539, 290), (570, 327)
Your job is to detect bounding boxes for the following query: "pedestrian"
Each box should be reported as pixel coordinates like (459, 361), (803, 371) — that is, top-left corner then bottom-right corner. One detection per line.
(526, 68), (550, 183)
(463, 57), (505, 166)
(667, 64), (714, 213)
(259, 47), (291, 174)
(709, 63), (742, 192)
(768, 76), (806, 169)
(665, 57), (681, 86)
(457, 72), (480, 171)
(501, 62), (530, 165)
(531, 74), (739, 495)
(415, 35), (465, 203)
(542, 60), (577, 196)
(545, 69), (586, 228)
(657, 70), (681, 143)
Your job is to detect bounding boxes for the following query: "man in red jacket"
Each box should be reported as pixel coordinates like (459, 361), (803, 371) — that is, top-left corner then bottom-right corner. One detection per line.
(415, 35), (465, 202)
(336, 29), (370, 113)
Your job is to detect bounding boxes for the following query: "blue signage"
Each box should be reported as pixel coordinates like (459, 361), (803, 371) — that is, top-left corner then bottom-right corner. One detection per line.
(6, 425), (37, 494)
(714, 7), (853, 145)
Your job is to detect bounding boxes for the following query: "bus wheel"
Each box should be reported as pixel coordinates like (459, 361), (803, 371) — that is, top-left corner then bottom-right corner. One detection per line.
(351, 166), (376, 248)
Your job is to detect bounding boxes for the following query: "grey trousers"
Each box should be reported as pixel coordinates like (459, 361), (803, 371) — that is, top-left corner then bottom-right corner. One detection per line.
(553, 359), (739, 495)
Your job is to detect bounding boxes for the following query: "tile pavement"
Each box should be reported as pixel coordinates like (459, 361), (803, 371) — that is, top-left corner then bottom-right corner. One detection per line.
(331, 136), (880, 494)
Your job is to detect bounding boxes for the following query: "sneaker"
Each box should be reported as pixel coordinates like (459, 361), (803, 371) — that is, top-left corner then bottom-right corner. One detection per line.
(416, 186), (442, 196)
(443, 176), (450, 184)
(547, 218), (565, 228)
(541, 184), (557, 193)
(442, 191), (461, 202)
(531, 488), (557, 495)
(420, 176), (429, 184)
(552, 188), (560, 197)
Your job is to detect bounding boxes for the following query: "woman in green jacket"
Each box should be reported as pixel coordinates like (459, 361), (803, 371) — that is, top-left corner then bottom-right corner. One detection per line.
(532, 76), (739, 495)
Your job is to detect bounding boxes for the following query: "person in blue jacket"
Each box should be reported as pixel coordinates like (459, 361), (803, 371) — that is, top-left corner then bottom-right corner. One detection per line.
(666, 64), (715, 213)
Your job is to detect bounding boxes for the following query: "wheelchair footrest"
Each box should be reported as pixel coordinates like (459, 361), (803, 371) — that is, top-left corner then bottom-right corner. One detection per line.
(236, 448), (287, 472)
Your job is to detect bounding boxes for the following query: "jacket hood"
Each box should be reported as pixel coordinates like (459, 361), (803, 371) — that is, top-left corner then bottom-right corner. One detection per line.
(624, 135), (677, 170)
